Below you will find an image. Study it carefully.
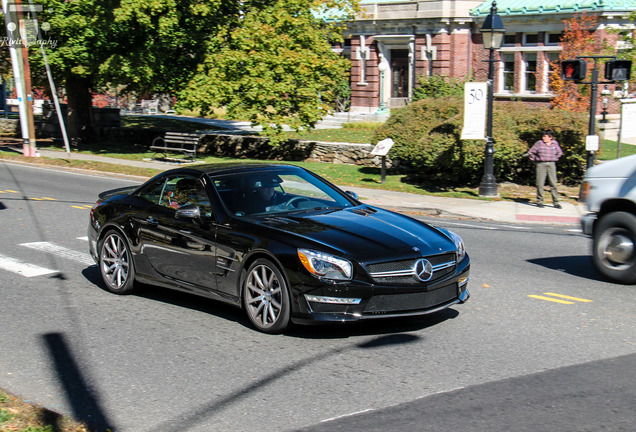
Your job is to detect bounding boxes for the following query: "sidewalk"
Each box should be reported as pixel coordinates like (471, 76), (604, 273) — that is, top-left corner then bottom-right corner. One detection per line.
(32, 148), (586, 226)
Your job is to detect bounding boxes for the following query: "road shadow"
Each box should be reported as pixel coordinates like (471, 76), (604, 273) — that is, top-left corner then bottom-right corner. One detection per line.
(527, 255), (606, 282)
(42, 332), (116, 432)
(81, 266), (247, 327)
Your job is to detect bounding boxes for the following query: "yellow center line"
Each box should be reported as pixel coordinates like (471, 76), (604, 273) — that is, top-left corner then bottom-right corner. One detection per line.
(40, 197), (57, 201)
(71, 205), (89, 209)
(543, 292), (593, 302)
(527, 295), (574, 304)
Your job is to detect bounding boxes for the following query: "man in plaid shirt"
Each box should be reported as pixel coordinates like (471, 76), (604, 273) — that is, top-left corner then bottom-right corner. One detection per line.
(527, 130), (563, 208)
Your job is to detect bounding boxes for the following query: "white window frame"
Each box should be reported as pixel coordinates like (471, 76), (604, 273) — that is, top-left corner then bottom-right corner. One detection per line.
(522, 52), (537, 94)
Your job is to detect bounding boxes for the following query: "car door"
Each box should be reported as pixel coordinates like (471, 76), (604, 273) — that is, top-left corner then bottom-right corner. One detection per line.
(136, 174), (218, 292)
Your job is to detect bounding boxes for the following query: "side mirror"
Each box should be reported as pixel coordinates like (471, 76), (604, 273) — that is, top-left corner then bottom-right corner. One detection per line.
(346, 190), (359, 201)
(175, 204), (201, 220)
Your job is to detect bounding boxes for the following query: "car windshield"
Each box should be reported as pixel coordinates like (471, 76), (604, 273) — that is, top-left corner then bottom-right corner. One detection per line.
(211, 168), (354, 217)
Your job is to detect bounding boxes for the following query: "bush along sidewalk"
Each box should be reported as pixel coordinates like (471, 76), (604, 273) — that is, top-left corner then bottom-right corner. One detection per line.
(373, 98), (588, 187)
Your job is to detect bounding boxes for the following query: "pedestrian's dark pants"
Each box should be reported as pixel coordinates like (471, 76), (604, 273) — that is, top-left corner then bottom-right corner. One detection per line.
(536, 161), (559, 204)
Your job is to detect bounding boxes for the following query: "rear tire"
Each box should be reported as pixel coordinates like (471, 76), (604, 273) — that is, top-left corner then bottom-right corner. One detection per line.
(98, 230), (137, 294)
(242, 258), (291, 333)
(593, 212), (636, 284)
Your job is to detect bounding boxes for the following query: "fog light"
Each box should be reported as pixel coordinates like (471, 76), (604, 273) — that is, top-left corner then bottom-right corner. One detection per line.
(458, 277), (469, 287)
(305, 295), (361, 305)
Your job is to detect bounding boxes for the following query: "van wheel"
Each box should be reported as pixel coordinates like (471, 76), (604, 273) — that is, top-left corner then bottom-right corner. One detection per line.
(593, 212), (636, 284)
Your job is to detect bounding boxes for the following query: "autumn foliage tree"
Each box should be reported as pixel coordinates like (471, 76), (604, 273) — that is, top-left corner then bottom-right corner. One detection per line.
(550, 12), (604, 112)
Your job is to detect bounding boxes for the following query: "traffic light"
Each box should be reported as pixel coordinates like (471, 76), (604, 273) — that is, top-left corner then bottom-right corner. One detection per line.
(604, 60), (632, 81)
(561, 59), (587, 81)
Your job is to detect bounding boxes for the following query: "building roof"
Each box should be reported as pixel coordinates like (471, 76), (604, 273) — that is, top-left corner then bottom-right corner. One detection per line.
(471, 0), (636, 16)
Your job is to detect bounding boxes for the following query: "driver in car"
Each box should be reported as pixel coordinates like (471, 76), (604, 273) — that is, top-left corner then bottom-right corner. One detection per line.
(168, 178), (199, 209)
(244, 176), (284, 214)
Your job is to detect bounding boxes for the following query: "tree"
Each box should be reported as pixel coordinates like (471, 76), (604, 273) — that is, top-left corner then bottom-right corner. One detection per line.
(33, 0), (230, 143)
(178, 0), (356, 143)
(26, 0), (355, 144)
(550, 12), (605, 111)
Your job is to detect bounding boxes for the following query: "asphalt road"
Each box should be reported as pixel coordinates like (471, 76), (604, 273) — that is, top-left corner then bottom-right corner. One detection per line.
(0, 161), (634, 432)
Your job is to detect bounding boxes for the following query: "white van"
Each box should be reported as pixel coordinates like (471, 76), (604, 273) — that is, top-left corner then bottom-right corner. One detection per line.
(581, 154), (636, 284)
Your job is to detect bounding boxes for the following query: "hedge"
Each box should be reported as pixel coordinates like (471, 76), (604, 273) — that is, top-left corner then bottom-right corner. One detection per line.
(373, 98), (588, 186)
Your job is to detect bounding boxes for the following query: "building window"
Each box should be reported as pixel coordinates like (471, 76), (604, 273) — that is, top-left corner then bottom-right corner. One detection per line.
(503, 34), (516, 46)
(523, 33), (538, 46)
(546, 33), (564, 45)
(502, 53), (515, 92)
(523, 53), (537, 92)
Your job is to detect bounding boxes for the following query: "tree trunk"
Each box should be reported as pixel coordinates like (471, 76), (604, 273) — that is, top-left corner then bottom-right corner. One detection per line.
(65, 74), (93, 146)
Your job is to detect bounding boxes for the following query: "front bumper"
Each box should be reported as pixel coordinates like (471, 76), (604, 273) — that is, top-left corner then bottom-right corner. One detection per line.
(581, 212), (597, 236)
(87, 224), (100, 264)
(290, 259), (470, 324)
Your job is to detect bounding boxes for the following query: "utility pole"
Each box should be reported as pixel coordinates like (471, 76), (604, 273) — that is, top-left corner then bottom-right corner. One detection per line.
(2, 0), (38, 157)
(15, 0), (37, 157)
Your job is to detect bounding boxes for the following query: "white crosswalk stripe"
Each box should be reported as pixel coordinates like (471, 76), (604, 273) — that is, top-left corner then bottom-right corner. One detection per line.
(19, 242), (95, 266)
(0, 254), (58, 277)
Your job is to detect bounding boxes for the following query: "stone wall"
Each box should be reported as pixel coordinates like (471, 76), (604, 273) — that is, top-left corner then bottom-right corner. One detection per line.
(0, 118), (18, 136)
(198, 133), (386, 167)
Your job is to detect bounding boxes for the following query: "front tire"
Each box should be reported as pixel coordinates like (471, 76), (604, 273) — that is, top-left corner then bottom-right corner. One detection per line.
(98, 230), (137, 294)
(593, 212), (636, 284)
(242, 258), (291, 333)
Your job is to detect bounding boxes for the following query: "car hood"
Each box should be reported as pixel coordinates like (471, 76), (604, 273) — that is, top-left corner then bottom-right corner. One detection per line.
(251, 206), (456, 261)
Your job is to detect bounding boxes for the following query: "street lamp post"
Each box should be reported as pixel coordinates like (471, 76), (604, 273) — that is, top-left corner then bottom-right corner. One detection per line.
(600, 85), (611, 123)
(478, 1), (505, 197)
(376, 55), (390, 115)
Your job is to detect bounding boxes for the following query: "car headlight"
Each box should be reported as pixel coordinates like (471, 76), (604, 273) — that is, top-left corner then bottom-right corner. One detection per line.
(437, 228), (466, 261)
(447, 230), (466, 261)
(298, 249), (352, 281)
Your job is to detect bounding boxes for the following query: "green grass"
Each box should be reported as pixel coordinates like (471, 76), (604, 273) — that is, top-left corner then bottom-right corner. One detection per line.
(282, 127), (375, 144)
(598, 139), (636, 160)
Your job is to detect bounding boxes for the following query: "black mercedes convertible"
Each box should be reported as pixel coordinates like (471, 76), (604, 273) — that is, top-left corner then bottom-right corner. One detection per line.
(88, 163), (470, 333)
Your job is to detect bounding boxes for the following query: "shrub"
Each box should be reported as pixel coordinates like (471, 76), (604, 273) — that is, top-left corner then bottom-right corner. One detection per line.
(412, 75), (465, 101)
(373, 98), (588, 186)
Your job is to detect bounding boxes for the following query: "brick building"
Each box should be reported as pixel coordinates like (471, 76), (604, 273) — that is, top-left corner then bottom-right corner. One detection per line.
(343, 0), (636, 113)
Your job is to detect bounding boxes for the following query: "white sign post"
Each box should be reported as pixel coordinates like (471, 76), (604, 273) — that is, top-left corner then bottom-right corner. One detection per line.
(371, 138), (395, 184)
(586, 135), (600, 152)
(461, 82), (488, 140)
